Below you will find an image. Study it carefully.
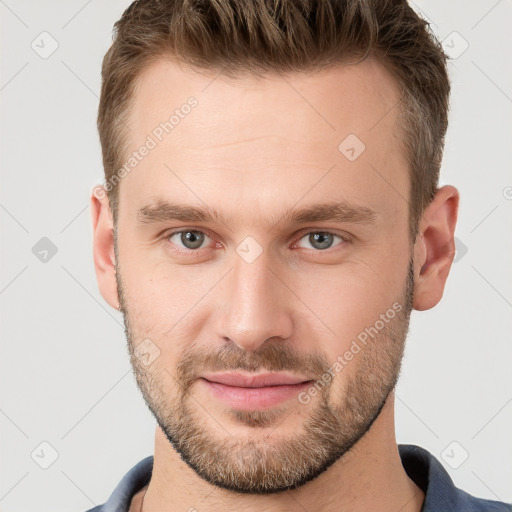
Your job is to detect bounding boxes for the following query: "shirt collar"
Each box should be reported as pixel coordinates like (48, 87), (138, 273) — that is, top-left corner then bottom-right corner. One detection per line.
(96, 444), (509, 512)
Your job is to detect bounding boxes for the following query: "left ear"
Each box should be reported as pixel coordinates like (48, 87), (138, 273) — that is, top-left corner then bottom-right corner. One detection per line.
(412, 185), (460, 311)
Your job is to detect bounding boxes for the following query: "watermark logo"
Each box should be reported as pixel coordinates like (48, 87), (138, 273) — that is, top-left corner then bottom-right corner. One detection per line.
(134, 338), (161, 366)
(338, 134), (366, 162)
(236, 236), (264, 263)
(442, 31), (469, 59)
(31, 441), (59, 469)
(453, 237), (468, 263)
(441, 441), (469, 469)
(31, 31), (59, 59)
(32, 237), (58, 263)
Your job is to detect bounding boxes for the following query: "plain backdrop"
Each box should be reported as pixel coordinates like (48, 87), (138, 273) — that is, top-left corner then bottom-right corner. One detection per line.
(1, 1), (511, 511)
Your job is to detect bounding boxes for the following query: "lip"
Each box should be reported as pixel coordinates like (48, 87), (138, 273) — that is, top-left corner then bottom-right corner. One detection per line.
(199, 372), (314, 410)
(201, 372), (312, 388)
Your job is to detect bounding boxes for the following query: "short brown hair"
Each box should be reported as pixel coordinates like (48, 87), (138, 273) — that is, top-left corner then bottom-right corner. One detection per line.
(97, 0), (450, 240)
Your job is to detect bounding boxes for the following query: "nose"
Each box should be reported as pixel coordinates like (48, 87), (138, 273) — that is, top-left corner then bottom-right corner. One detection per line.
(216, 250), (294, 352)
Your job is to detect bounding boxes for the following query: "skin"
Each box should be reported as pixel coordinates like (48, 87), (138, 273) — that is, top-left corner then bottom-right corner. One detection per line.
(91, 57), (459, 512)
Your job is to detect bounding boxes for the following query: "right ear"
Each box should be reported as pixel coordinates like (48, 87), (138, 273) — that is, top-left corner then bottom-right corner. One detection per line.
(91, 186), (119, 310)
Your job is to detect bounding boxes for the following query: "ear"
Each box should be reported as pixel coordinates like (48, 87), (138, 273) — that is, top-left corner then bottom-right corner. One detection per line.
(91, 186), (119, 310)
(412, 185), (459, 311)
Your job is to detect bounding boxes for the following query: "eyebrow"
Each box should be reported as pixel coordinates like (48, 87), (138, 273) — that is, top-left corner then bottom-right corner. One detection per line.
(137, 200), (378, 227)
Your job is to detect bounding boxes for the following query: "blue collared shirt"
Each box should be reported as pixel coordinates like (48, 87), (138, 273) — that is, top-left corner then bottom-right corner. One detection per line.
(85, 444), (511, 511)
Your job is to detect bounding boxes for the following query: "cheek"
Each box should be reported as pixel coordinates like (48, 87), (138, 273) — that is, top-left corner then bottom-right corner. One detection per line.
(121, 253), (211, 327)
(121, 261), (215, 373)
(291, 258), (407, 359)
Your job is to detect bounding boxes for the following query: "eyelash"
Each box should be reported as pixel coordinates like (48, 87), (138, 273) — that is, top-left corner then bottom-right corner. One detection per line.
(163, 228), (350, 254)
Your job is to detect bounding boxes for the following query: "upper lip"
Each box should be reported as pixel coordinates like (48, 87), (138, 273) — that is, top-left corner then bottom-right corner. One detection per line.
(201, 372), (313, 388)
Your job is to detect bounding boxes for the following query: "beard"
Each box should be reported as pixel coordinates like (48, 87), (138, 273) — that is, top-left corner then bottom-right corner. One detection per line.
(116, 251), (415, 495)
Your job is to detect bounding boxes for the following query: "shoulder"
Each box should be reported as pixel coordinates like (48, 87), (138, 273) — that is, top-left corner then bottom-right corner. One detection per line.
(398, 444), (511, 512)
(453, 489), (512, 511)
(82, 455), (154, 512)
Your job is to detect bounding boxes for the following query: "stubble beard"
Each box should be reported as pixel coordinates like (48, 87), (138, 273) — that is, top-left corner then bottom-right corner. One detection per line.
(116, 245), (415, 495)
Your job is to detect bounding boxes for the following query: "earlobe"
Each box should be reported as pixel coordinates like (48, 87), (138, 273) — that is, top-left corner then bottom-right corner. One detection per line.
(91, 186), (119, 310)
(412, 185), (459, 311)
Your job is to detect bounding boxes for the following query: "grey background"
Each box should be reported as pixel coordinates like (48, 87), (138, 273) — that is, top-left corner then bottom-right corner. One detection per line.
(1, 1), (511, 511)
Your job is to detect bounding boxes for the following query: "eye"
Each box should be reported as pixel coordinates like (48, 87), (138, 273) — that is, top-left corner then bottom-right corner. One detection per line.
(295, 231), (346, 251)
(164, 228), (348, 254)
(167, 229), (211, 250)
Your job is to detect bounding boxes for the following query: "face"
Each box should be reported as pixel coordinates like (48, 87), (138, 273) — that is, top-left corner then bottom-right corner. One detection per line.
(112, 58), (416, 493)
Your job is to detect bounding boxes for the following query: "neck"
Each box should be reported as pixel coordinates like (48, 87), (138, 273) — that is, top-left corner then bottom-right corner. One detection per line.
(138, 392), (424, 512)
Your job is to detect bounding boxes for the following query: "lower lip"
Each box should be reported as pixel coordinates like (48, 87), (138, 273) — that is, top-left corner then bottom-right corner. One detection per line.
(200, 378), (313, 410)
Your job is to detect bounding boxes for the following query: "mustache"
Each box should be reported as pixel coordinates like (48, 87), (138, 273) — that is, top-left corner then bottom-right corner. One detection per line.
(174, 341), (329, 389)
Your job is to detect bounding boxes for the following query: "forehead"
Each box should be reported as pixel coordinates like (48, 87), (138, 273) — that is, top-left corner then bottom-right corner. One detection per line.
(128, 56), (401, 142)
(119, 57), (407, 224)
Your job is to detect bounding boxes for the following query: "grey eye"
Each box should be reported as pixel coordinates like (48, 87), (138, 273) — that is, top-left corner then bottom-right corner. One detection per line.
(170, 230), (207, 250)
(297, 232), (344, 251)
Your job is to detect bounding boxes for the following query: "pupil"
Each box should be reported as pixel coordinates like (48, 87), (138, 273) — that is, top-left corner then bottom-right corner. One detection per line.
(310, 232), (332, 250)
(182, 231), (203, 249)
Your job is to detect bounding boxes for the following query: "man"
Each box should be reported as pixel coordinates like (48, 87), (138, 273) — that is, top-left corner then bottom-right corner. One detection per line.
(87, 0), (511, 511)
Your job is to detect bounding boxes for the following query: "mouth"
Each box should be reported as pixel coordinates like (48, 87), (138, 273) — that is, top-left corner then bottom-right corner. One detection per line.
(198, 372), (314, 410)
(201, 371), (313, 387)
